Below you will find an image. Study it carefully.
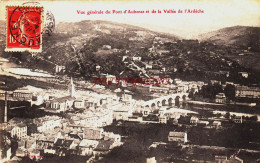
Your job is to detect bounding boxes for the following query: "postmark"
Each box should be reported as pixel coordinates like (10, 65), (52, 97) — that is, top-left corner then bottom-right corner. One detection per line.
(22, 2), (55, 36)
(43, 11), (55, 36)
(5, 6), (43, 52)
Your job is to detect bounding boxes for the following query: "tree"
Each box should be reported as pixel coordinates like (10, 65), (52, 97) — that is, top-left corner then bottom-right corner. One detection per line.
(224, 112), (230, 119)
(175, 96), (180, 108)
(188, 88), (195, 99)
(224, 84), (236, 101)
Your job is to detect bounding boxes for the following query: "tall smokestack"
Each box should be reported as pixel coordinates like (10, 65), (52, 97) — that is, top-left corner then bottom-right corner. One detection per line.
(4, 90), (7, 123)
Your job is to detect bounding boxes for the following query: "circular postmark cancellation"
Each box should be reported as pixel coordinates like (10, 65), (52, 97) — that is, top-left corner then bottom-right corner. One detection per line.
(9, 6), (42, 48)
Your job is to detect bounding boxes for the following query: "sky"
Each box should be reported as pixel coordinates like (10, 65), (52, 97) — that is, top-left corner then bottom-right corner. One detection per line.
(1, 0), (259, 38)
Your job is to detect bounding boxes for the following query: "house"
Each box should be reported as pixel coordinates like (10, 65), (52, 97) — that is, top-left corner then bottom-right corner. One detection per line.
(94, 140), (114, 155)
(235, 86), (260, 98)
(159, 116), (167, 124)
(113, 107), (132, 121)
(78, 139), (99, 156)
(85, 98), (101, 109)
(159, 107), (167, 115)
(37, 134), (56, 149)
(197, 120), (209, 126)
(121, 93), (132, 102)
(190, 116), (199, 124)
(100, 73), (117, 84)
(212, 121), (221, 128)
(215, 155), (228, 163)
(168, 131), (188, 144)
(54, 138), (75, 151)
(95, 111), (113, 127)
(102, 45), (112, 50)
(103, 132), (121, 143)
(145, 64), (153, 69)
(149, 86), (169, 94)
(34, 116), (61, 133)
(159, 107), (197, 124)
(55, 65), (65, 73)
(174, 78), (182, 84)
(215, 93), (226, 104)
(238, 72), (248, 78)
(13, 89), (33, 101)
(142, 107), (153, 117)
(49, 96), (75, 112)
(133, 56), (142, 61)
(74, 98), (86, 109)
(6, 123), (27, 139)
(63, 140), (75, 149)
(83, 128), (104, 140)
(233, 116), (243, 124)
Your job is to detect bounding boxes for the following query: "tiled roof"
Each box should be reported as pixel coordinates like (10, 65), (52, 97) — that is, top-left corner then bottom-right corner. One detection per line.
(54, 139), (63, 146)
(52, 96), (75, 103)
(169, 131), (186, 137)
(63, 140), (73, 148)
(95, 140), (113, 151)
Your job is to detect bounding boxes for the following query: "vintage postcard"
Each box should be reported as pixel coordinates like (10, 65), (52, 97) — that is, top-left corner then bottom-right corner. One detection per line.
(0, 0), (260, 162)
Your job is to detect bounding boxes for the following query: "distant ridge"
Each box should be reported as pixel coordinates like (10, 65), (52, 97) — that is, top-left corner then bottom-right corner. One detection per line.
(198, 26), (260, 51)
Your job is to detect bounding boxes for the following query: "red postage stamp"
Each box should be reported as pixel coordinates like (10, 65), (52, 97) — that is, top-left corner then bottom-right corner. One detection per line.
(6, 6), (43, 52)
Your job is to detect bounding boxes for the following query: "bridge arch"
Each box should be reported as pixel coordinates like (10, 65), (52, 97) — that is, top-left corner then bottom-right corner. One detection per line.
(157, 101), (161, 107)
(162, 99), (167, 106)
(168, 98), (173, 106)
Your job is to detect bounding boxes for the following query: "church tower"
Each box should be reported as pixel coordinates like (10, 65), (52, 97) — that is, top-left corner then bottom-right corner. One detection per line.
(69, 77), (75, 97)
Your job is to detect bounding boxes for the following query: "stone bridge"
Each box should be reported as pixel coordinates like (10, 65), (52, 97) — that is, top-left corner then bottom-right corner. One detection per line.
(142, 92), (189, 109)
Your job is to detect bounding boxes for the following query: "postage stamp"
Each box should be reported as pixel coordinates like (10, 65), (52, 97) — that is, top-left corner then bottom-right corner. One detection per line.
(5, 6), (43, 52)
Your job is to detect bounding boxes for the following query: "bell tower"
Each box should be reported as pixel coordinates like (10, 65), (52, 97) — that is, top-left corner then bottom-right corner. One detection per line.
(69, 77), (75, 97)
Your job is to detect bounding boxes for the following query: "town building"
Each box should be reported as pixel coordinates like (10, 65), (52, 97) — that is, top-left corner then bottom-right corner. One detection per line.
(6, 123), (27, 139)
(55, 65), (65, 73)
(168, 131), (188, 144)
(102, 45), (112, 50)
(215, 93), (226, 103)
(49, 96), (75, 112)
(190, 116), (199, 124)
(133, 56), (142, 61)
(48, 78), (76, 112)
(235, 86), (260, 98)
(73, 98), (86, 109)
(78, 139), (99, 156)
(212, 121), (222, 128)
(34, 116), (61, 133)
(13, 89), (33, 101)
(238, 72), (249, 78)
(84, 128), (104, 140)
(233, 116), (243, 124)
(113, 106), (133, 121)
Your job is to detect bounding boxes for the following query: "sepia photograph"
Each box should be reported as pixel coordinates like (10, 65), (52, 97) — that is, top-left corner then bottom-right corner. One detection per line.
(0, 0), (260, 162)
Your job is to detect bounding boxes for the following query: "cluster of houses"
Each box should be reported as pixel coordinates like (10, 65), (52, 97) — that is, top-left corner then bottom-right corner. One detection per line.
(132, 79), (204, 95)
(2, 112), (123, 161)
(13, 124), (122, 160)
(207, 80), (260, 104)
(235, 85), (260, 99)
(0, 79), (133, 161)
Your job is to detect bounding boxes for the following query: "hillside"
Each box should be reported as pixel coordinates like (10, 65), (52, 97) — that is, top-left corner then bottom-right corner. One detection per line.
(198, 26), (260, 52)
(0, 21), (260, 84)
